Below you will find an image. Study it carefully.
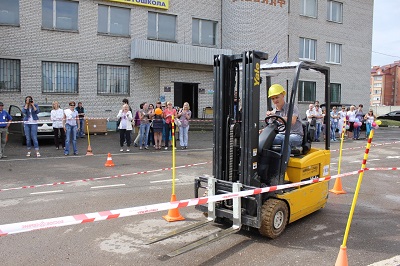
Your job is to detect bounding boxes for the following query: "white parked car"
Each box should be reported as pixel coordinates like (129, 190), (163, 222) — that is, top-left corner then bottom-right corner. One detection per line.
(8, 104), (54, 145)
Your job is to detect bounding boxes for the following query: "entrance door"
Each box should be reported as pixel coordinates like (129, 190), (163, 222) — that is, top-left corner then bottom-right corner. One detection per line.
(174, 82), (199, 118)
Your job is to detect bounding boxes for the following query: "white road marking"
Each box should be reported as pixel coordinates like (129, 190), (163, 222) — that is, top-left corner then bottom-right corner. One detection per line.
(387, 156), (400, 159)
(150, 179), (180, 183)
(91, 184), (126, 189)
(30, 190), (63, 195)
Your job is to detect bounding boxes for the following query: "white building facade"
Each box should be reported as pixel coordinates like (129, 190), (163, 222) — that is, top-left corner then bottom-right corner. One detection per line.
(0, 0), (373, 118)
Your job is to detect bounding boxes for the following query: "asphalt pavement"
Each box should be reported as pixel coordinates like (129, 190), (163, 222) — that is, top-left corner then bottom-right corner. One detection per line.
(0, 128), (399, 265)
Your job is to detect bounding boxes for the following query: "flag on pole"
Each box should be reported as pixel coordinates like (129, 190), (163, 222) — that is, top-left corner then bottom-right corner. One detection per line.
(271, 51), (279, 64)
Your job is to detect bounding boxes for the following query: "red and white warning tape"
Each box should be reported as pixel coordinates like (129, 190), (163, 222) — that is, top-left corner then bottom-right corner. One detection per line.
(1, 167), (399, 236)
(330, 140), (400, 152)
(0, 161), (211, 193)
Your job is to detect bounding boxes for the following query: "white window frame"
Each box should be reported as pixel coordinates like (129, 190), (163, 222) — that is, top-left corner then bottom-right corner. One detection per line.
(42, 61), (79, 93)
(327, 0), (343, 23)
(192, 18), (217, 47)
(299, 37), (317, 61)
(97, 65), (130, 95)
(326, 42), (342, 64)
(0, 58), (21, 92)
(98, 5), (130, 36)
(0, 0), (19, 25)
(42, 0), (79, 31)
(298, 81), (316, 102)
(148, 12), (177, 42)
(300, 0), (317, 18)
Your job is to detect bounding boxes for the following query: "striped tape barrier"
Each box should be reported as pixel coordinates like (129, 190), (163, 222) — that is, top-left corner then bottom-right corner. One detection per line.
(0, 161), (211, 193)
(0, 117), (215, 125)
(330, 140), (400, 152)
(3, 167), (400, 236)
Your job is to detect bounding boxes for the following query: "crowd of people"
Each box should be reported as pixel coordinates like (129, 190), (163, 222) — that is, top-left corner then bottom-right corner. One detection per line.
(306, 102), (376, 142)
(117, 99), (192, 152)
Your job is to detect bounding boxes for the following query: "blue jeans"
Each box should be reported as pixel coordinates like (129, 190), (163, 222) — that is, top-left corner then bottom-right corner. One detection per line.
(331, 121), (338, 140)
(366, 123), (372, 138)
(273, 133), (303, 165)
(24, 124), (39, 150)
(315, 123), (322, 141)
(139, 123), (150, 147)
(78, 118), (85, 137)
(179, 126), (189, 147)
(353, 124), (360, 139)
(65, 124), (78, 154)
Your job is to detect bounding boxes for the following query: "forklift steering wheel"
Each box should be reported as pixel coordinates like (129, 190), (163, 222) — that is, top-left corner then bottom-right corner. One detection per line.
(265, 115), (287, 132)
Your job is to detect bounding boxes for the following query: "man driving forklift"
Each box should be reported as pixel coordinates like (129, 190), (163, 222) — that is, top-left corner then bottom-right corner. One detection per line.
(266, 84), (303, 165)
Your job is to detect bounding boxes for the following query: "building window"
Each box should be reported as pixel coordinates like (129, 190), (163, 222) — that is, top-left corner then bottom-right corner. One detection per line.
(298, 81), (316, 102)
(373, 83), (382, 87)
(330, 83), (341, 103)
(42, 0), (78, 31)
(326, 42), (342, 64)
(192, 19), (217, 46)
(299, 37), (316, 60)
(148, 12), (176, 42)
(0, 59), (21, 92)
(97, 65), (129, 95)
(373, 90), (380, 94)
(42, 61), (78, 93)
(98, 5), (130, 36)
(327, 0), (343, 23)
(373, 97), (380, 101)
(373, 76), (382, 81)
(0, 0), (19, 26)
(300, 0), (317, 18)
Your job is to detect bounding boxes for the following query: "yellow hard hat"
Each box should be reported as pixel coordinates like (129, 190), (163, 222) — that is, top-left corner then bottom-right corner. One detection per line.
(268, 84), (286, 98)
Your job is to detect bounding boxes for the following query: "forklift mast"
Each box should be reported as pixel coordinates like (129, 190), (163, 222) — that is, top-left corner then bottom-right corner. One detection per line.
(213, 51), (268, 186)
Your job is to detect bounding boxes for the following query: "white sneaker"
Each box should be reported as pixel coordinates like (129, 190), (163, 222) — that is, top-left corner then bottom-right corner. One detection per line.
(26, 151), (31, 157)
(126, 148), (130, 152)
(120, 148), (123, 152)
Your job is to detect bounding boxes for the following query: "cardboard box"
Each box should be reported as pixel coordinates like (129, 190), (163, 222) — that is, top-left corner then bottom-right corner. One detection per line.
(84, 119), (107, 134)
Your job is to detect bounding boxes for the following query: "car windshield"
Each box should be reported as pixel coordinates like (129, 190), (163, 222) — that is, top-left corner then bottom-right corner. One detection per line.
(38, 105), (52, 117)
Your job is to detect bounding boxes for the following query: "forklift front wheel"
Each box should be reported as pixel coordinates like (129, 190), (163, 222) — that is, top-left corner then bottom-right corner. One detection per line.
(259, 199), (289, 239)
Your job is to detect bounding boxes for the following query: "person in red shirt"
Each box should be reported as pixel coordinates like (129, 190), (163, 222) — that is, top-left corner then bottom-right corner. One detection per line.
(163, 101), (177, 150)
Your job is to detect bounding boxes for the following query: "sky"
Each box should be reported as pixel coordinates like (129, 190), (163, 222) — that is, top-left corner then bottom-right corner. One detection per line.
(371, 0), (400, 66)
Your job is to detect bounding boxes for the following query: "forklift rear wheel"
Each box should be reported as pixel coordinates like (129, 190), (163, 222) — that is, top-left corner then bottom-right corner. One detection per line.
(259, 199), (288, 239)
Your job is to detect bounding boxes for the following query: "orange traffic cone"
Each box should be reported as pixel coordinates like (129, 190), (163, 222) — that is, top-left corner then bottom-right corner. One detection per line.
(162, 194), (185, 222)
(104, 153), (115, 167)
(86, 145), (93, 156)
(330, 178), (346, 194)
(335, 245), (348, 266)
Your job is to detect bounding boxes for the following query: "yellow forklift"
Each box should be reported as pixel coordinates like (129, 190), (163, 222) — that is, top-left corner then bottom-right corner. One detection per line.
(148, 51), (331, 256)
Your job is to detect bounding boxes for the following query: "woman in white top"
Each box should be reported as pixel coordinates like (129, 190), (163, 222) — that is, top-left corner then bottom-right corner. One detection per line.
(364, 110), (376, 138)
(117, 104), (133, 152)
(347, 105), (356, 139)
(338, 106), (347, 135)
(63, 101), (80, 156)
(51, 101), (65, 150)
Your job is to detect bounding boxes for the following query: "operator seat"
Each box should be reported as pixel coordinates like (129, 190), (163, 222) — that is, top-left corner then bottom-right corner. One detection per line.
(269, 121), (311, 156)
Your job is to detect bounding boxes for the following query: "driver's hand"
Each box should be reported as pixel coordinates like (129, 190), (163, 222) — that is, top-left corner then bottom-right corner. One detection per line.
(266, 111), (275, 116)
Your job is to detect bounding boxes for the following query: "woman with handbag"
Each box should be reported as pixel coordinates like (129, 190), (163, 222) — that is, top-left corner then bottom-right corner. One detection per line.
(177, 102), (191, 149)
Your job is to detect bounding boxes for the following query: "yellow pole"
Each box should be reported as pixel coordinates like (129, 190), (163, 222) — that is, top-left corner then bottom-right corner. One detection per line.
(171, 115), (176, 195)
(341, 129), (374, 248)
(337, 117), (347, 175)
(86, 119), (91, 147)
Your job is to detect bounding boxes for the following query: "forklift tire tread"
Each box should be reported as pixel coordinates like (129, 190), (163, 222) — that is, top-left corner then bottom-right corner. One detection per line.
(259, 198), (289, 239)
